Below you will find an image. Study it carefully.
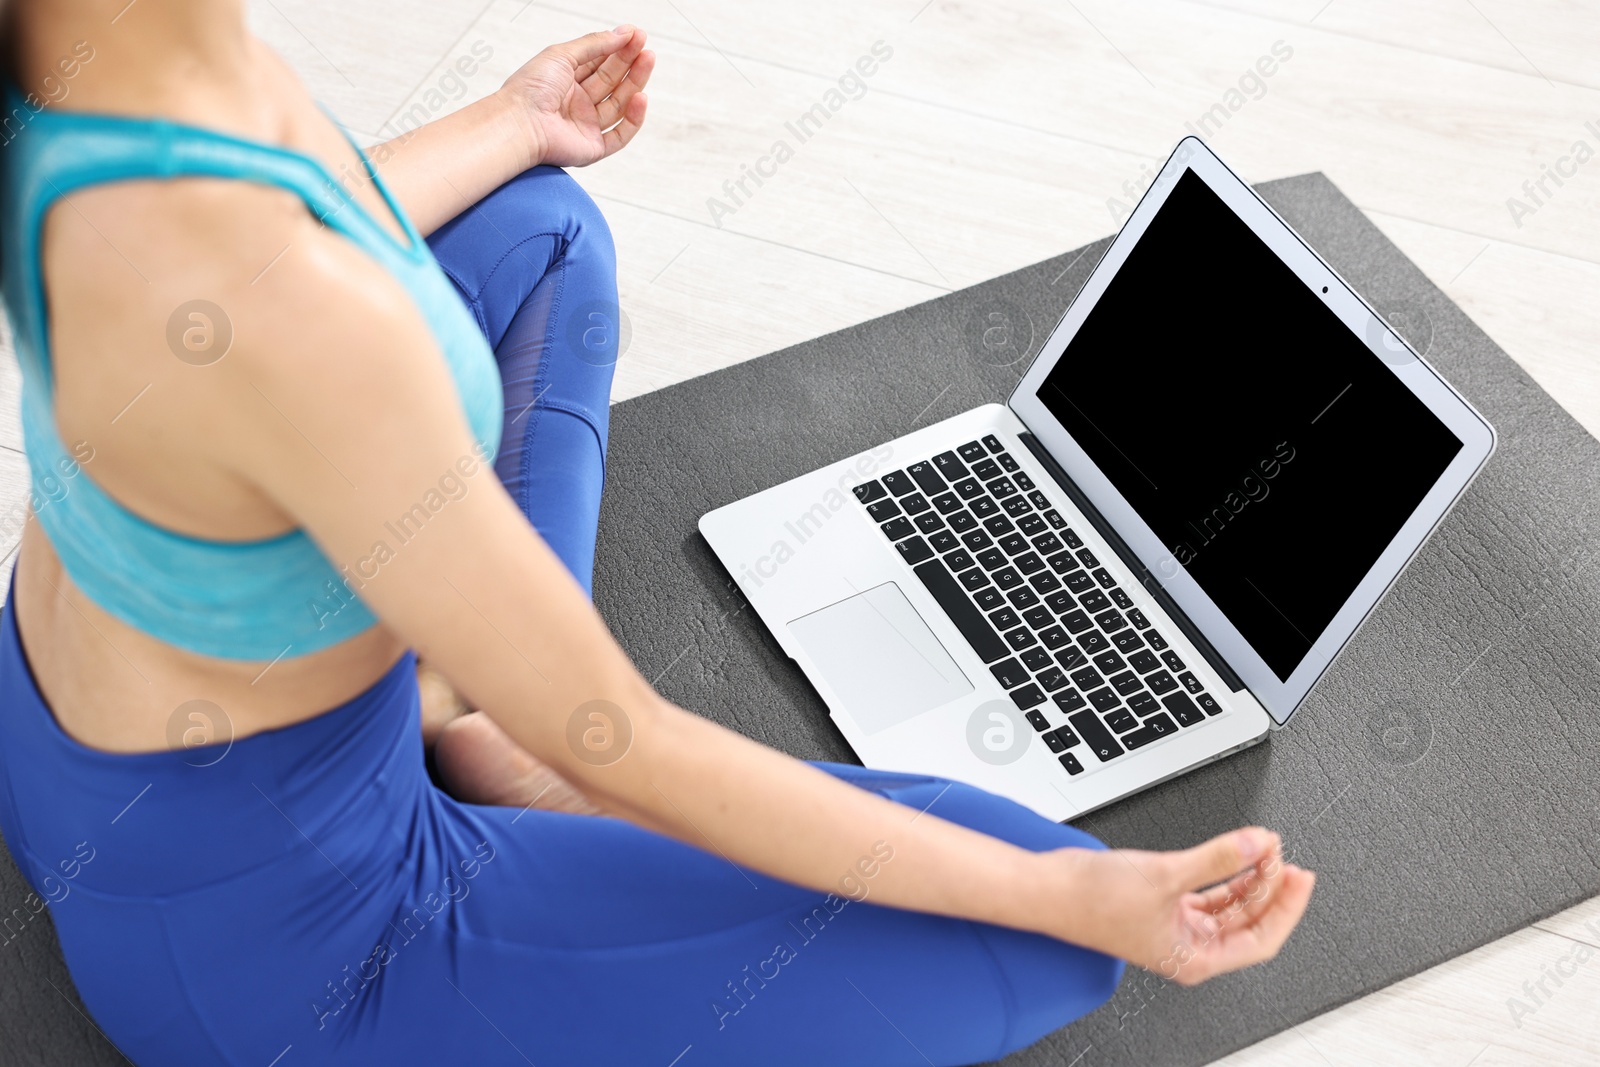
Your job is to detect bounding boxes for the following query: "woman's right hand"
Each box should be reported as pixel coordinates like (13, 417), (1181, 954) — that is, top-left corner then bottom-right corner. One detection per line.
(1042, 827), (1315, 983)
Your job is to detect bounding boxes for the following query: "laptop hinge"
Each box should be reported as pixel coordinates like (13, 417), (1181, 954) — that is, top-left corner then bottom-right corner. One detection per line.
(1017, 431), (1247, 694)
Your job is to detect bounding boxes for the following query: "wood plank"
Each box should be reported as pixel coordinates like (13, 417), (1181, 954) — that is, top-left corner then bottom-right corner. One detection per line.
(1217, 921), (1600, 1065)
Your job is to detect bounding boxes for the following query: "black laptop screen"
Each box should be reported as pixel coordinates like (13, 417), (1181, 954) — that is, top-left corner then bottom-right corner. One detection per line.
(1036, 170), (1463, 681)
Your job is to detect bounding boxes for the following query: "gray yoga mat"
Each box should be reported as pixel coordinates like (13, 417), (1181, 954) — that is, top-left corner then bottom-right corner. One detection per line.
(1, 172), (1596, 1065)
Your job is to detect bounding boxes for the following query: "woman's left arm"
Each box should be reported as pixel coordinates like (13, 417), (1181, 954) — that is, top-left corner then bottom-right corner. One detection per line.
(372, 26), (654, 235)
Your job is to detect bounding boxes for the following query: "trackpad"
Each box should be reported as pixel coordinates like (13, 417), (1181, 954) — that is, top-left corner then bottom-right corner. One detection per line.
(788, 582), (973, 736)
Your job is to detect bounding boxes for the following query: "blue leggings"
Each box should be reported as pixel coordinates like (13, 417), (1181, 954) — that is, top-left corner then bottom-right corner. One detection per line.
(0, 168), (1122, 1066)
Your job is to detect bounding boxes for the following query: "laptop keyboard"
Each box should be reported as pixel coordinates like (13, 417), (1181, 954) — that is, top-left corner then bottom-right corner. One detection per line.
(853, 434), (1223, 777)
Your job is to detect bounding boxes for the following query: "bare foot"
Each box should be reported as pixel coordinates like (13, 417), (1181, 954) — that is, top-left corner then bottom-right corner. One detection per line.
(417, 660), (470, 748)
(434, 711), (602, 815)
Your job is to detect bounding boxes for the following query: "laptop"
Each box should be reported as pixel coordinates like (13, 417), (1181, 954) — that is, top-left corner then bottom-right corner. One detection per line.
(699, 137), (1495, 821)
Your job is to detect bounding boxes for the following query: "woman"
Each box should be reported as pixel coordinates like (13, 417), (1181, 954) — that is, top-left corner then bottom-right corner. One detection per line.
(0, 1), (1314, 1064)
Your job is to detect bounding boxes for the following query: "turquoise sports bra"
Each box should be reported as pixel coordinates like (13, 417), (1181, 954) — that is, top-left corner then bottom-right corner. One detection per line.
(0, 88), (504, 660)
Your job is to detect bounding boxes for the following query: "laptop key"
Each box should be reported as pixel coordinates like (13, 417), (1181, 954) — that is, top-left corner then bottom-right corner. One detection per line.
(932, 451), (968, 480)
(907, 462), (947, 496)
(1064, 570), (1095, 593)
(999, 534), (1028, 556)
(1069, 710), (1124, 762)
(1044, 509), (1069, 530)
(911, 559), (1007, 663)
(1070, 666), (1102, 691)
(970, 497), (1000, 518)
(1038, 626), (1070, 650)
(1036, 667), (1067, 691)
(1096, 609), (1127, 633)
(882, 471), (915, 496)
(1077, 631), (1109, 654)
(1045, 591), (1075, 613)
(984, 515), (1015, 536)
(1005, 457), (1024, 476)
(1088, 687), (1121, 712)
(1112, 630), (1145, 653)
(1033, 533), (1064, 555)
(1060, 752), (1085, 775)
(994, 568), (1024, 590)
(1056, 646), (1087, 671)
(1028, 490), (1051, 511)
(944, 549), (975, 572)
(1054, 687), (1086, 712)
(1061, 610), (1094, 634)
(1028, 572), (1062, 594)
(1004, 628), (1038, 652)
(1002, 496), (1033, 518)
(990, 658), (1028, 688)
(1161, 651), (1185, 672)
(962, 529), (993, 551)
(1021, 647), (1052, 672)
(1196, 693), (1222, 715)
(988, 478), (1018, 499)
(896, 536), (935, 565)
(1025, 709), (1051, 732)
(1127, 691), (1159, 716)
(1122, 713), (1177, 750)
(1093, 650), (1126, 674)
(1127, 608), (1151, 629)
(1129, 650), (1161, 674)
(1162, 692), (1205, 727)
(1076, 548), (1099, 568)
(1093, 568), (1116, 589)
(1111, 588), (1134, 609)
(880, 517), (915, 540)
(867, 499), (902, 522)
(990, 607), (1021, 631)
(1079, 590), (1110, 613)
(957, 440), (987, 462)
(1023, 606), (1053, 629)
(1179, 672), (1204, 694)
(982, 434), (1004, 454)
(1146, 670), (1178, 695)
(1106, 708), (1138, 733)
(1110, 671), (1144, 696)
(932, 492), (962, 515)
(1014, 552), (1045, 575)
(1006, 586), (1040, 609)
(978, 549), (1007, 571)
(972, 458), (1002, 481)
(948, 510), (977, 533)
(1062, 528), (1084, 549)
(973, 587), (1004, 611)
(853, 480), (886, 503)
(1145, 630), (1169, 651)
(929, 530), (960, 553)
(1018, 514), (1047, 537)
(914, 513), (945, 535)
(1041, 729), (1068, 754)
(1009, 684), (1045, 710)
(953, 477), (984, 500)
(958, 567), (991, 592)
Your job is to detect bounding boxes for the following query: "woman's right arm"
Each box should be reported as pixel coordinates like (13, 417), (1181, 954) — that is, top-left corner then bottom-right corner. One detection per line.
(203, 217), (1312, 982)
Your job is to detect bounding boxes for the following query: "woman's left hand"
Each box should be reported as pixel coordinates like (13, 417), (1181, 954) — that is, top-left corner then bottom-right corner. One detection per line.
(497, 25), (655, 169)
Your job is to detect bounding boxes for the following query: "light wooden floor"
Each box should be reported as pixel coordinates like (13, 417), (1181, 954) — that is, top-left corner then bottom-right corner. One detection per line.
(3, 0), (1598, 1062)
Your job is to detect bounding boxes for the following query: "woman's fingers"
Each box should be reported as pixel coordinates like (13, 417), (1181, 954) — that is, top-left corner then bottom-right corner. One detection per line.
(1171, 827), (1279, 893)
(1178, 865), (1315, 984)
(582, 28), (649, 103)
(596, 50), (655, 128)
(557, 26), (638, 76)
(600, 92), (648, 156)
